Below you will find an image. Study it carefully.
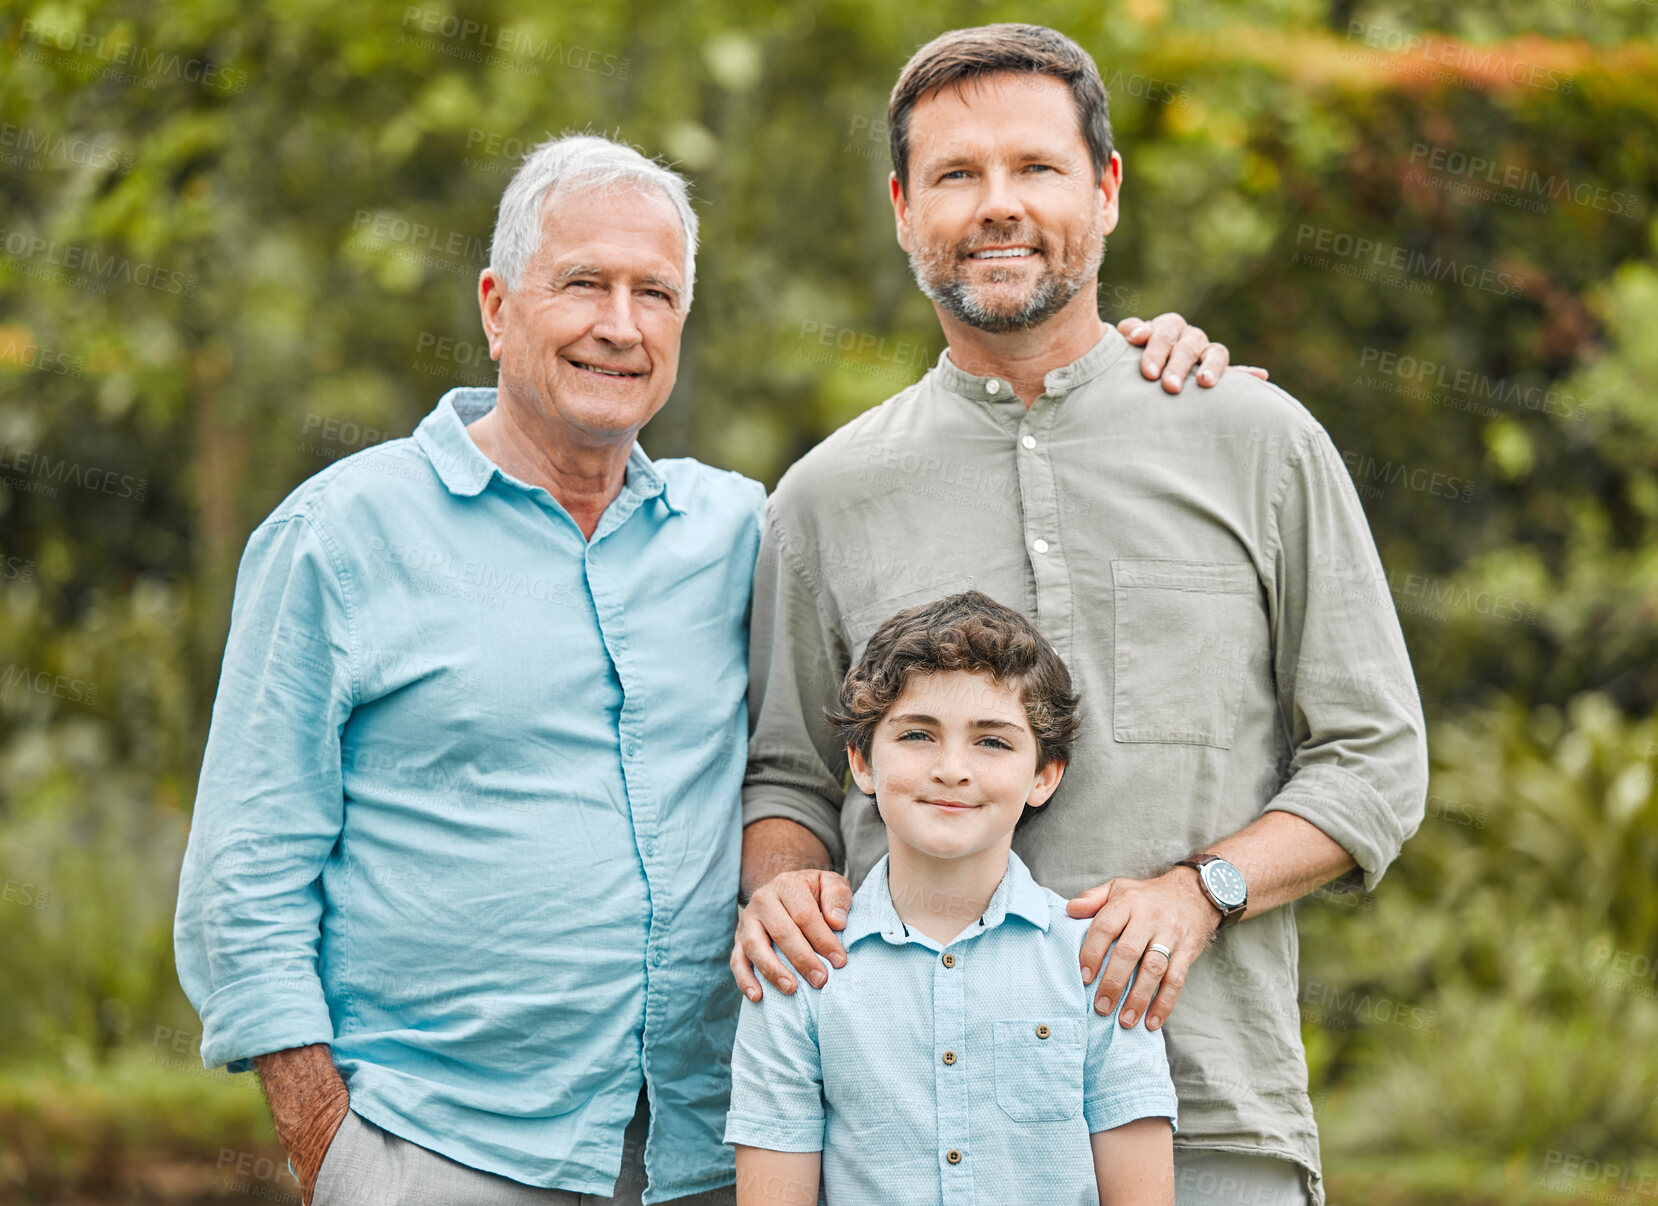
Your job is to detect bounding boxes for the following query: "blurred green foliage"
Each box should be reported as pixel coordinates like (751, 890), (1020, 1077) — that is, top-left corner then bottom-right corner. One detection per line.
(1, 0), (1656, 1199)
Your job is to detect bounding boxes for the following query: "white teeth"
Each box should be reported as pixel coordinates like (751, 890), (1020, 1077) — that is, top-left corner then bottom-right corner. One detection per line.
(579, 363), (631, 377)
(970, 248), (1034, 259)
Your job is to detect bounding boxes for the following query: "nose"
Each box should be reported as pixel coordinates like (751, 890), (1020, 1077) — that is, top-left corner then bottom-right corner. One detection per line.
(930, 740), (972, 787)
(977, 165), (1026, 226)
(590, 284), (642, 348)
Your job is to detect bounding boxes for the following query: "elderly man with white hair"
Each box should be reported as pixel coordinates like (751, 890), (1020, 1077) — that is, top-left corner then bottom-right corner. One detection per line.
(174, 133), (1237, 1206)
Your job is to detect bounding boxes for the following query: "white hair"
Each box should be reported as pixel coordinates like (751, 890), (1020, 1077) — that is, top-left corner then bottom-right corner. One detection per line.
(487, 134), (698, 309)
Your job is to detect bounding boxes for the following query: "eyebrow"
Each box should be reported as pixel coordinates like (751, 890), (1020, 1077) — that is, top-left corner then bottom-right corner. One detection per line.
(886, 713), (1025, 732)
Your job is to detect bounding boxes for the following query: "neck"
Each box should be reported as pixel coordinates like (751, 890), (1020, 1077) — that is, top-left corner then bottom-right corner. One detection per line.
(885, 838), (1012, 946)
(464, 389), (635, 540)
(936, 288), (1108, 408)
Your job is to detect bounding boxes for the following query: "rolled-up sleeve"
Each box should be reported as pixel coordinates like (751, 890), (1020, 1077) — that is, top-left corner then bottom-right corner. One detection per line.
(724, 953), (826, 1152)
(1263, 423), (1429, 890)
(173, 512), (357, 1071)
(741, 500), (850, 867)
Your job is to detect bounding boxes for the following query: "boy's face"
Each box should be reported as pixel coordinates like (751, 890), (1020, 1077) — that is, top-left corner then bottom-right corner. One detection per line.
(847, 669), (1065, 865)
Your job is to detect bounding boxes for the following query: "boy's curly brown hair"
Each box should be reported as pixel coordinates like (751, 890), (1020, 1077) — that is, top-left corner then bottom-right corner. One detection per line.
(826, 590), (1081, 778)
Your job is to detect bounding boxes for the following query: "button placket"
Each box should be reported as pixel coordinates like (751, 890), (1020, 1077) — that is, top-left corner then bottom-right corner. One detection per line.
(935, 943), (971, 1196)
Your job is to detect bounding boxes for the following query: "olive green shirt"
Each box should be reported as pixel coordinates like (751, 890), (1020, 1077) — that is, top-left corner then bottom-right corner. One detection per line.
(742, 327), (1429, 1204)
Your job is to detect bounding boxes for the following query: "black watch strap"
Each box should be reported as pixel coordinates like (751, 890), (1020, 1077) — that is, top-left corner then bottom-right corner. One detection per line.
(1176, 855), (1247, 929)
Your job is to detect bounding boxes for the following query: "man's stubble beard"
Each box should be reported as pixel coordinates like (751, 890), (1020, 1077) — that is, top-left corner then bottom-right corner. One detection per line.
(907, 209), (1108, 335)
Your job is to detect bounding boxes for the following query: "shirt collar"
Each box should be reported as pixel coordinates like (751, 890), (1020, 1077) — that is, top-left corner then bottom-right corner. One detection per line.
(843, 849), (1052, 949)
(930, 326), (1130, 404)
(412, 387), (682, 514)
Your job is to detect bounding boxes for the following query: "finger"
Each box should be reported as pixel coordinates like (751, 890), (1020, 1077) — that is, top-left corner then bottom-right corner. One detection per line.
(1160, 323), (1208, 394)
(1144, 955), (1191, 1032)
(729, 935), (766, 1003)
(1196, 341), (1230, 388)
(737, 915), (800, 996)
(1078, 900), (1129, 987)
(1065, 880), (1113, 920)
(1117, 315), (1150, 343)
(1093, 928), (1152, 1016)
(780, 880), (845, 976)
(822, 873), (853, 931)
(1138, 312), (1182, 381)
(1235, 364), (1270, 380)
(1117, 948), (1168, 1029)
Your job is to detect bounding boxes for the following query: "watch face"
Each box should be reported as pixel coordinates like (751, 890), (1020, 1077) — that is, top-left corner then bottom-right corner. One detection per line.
(1202, 859), (1248, 909)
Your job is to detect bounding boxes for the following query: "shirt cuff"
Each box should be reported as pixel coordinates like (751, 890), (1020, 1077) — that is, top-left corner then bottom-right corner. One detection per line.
(1263, 762), (1411, 892)
(1085, 1087), (1180, 1135)
(198, 970), (336, 1071)
(723, 1113), (826, 1152)
(741, 792), (845, 870)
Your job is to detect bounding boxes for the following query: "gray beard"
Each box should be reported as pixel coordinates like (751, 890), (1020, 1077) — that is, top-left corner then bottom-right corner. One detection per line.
(911, 257), (1082, 333)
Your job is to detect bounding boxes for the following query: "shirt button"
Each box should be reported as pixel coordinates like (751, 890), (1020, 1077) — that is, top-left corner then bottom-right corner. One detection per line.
(1032, 539), (1050, 555)
(941, 952), (956, 968)
(625, 741), (639, 757)
(946, 1149), (963, 1165)
(985, 380), (1001, 396)
(1036, 1024), (1051, 1039)
(1020, 434), (1036, 449)
(941, 1050), (957, 1065)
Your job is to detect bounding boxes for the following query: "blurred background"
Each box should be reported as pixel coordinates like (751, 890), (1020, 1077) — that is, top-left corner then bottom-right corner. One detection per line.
(1, 0), (1656, 1201)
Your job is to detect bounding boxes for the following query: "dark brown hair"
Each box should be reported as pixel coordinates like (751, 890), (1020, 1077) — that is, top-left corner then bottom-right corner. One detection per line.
(827, 590), (1080, 781)
(887, 23), (1114, 196)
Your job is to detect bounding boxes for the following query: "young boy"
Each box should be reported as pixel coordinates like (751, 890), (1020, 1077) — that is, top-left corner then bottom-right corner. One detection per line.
(725, 590), (1177, 1205)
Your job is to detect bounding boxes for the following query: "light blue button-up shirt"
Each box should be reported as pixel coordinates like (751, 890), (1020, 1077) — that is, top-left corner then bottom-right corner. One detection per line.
(174, 389), (764, 1203)
(724, 851), (1177, 1206)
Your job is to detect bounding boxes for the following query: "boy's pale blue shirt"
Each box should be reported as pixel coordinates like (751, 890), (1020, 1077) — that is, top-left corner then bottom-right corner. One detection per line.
(174, 389), (764, 1204)
(725, 850), (1178, 1206)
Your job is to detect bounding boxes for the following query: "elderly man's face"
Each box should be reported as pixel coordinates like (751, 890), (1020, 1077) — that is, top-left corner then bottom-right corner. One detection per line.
(482, 187), (687, 444)
(892, 72), (1120, 334)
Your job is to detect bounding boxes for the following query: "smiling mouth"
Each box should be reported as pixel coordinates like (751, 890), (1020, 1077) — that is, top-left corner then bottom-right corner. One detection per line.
(569, 359), (644, 379)
(924, 799), (976, 810)
(966, 247), (1039, 261)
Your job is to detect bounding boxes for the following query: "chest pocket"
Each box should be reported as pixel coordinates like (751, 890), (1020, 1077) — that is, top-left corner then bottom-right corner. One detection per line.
(992, 1017), (1084, 1122)
(1111, 559), (1265, 749)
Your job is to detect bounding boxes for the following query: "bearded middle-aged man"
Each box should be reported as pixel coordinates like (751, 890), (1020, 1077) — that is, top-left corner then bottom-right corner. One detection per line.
(733, 24), (1429, 1206)
(173, 130), (1239, 1206)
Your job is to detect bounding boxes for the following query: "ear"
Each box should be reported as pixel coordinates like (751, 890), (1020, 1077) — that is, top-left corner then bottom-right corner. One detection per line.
(848, 743), (877, 798)
(1098, 151), (1124, 239)
(890, 171), (912, 253)
(478, 269), (509, 361)
(1024, 758), (1066, 810)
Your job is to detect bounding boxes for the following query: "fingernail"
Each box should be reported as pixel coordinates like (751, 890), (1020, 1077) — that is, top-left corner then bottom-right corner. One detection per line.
(1081, 966), (1094, 984)
(809, 971), (826, 988)
(1199, 370), (1215, 384)
(1120, 1009), (1138, 1027)
(1164, 373), (1180, 389)
(830, 953), (846, 967)
(1132, 324), (1149, 339)
(1147, 1016), (1161, 1031)
(1096, 997), (1113, 1015)
(747, 989), (761, 1002)
(830, 909), (847, 925)
(781, 979), (795, 993)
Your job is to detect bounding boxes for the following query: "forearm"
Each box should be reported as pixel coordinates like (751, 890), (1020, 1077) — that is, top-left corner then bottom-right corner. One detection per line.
(254, 1043), (349, 1194)
(1189, 810), (1355, 918)
(735, 1146), (821, 1206)
(1091, 1118), (1174, 1206)
(740, 817), (833, 903)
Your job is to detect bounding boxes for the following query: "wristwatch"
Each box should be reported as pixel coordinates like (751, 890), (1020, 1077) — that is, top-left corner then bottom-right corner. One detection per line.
(1176, 854), (1248, 929)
